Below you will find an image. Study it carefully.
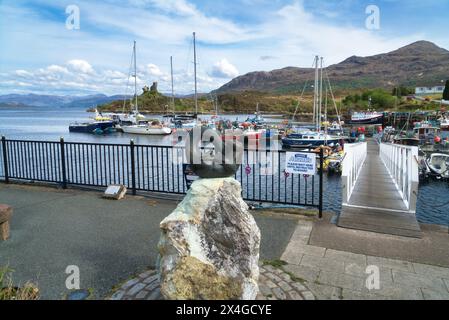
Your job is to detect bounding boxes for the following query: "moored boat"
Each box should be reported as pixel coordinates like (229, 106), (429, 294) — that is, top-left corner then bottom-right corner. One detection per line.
(69, 120), (114, 134)
(122, 122), (172, 135)
(347, 111), (384, 125)
(425, 153), (449, 179)
(282, 131), (340, 148)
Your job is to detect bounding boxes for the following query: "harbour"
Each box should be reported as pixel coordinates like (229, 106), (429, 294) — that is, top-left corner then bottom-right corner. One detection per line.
(2, 0), (449, 303)
(0, 105), (448, 227)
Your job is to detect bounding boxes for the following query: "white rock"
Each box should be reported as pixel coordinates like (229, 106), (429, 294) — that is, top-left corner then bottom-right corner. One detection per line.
(158, 177), (261, 300)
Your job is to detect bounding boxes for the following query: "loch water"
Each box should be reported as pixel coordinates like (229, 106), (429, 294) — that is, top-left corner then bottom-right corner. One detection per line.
(0, 106), (448, 227)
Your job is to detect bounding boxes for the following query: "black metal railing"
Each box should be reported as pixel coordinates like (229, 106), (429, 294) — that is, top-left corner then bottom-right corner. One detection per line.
(0, 137), (324, 217)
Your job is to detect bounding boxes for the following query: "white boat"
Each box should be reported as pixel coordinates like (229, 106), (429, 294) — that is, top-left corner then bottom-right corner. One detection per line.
(426, 153), (449, 179)
(348, 111), (384, 125)
(440, 117), (449, 131)
(104, 42), (147, 126)
(122, 123), (172, 135)
(117, 41), (172, 135)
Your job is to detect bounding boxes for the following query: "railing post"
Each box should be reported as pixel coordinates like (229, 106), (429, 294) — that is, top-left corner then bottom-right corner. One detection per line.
(2, 136), (9, 183)
(319, 148), (324, 219)
(130, 140), (136, 195)
(60, 137), (67, 189)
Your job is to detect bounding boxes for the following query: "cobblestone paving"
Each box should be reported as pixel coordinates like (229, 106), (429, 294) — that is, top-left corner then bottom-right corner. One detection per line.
(109, 218), (449, 301)
(281, 218), (449, 300)
(109, 264), (316, 300)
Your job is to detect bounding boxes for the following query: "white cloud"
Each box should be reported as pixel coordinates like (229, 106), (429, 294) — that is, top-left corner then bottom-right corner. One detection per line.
(210, 59), (239, 78)
(145, 64), (164, 77)
(46, 65), (69, 74)
(0, 0), (441, 95)
(15, 70), (33, 78)
(67, 60), (95, 74)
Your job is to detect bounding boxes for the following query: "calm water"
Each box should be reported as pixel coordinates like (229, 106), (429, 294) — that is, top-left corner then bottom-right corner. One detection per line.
(0, 106), (448, 227)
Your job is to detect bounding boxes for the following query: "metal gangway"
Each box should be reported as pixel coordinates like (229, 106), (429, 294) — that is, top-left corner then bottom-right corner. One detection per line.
(338, 138), (421, 238)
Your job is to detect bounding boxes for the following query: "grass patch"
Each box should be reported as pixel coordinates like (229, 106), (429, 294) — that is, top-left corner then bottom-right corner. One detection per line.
(262, 260), (288, 268)
(0, 266), (39, 300)
(282, 271), (306, 284)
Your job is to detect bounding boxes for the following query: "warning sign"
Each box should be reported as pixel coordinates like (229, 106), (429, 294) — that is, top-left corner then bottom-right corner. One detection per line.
(285, 152), (316, 175)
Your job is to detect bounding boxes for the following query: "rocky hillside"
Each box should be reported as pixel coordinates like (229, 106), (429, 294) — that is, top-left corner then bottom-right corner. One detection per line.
(215, 41), (449, 94)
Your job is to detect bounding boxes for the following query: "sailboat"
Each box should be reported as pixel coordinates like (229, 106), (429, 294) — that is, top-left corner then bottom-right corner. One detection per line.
(282, 56), (340, 148)
(121, 41), (172, 135)
(172, 32), (201, 130)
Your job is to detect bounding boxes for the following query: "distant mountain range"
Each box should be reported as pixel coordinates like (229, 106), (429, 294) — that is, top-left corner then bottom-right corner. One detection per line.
(215, 41), (449, 94)
(0, 94), (131, 108)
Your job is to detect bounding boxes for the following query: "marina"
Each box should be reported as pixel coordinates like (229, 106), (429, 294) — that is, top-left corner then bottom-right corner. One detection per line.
(0, 105), (448, 228)
(1, 0), (449, 302)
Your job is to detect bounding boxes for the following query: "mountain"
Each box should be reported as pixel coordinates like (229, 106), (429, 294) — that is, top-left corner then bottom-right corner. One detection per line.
(0, 94), (131, 108)
(215, 41), (449, 94)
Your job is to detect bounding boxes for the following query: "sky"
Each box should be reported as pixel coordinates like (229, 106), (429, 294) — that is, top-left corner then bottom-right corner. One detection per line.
(1, 0), (449, 96)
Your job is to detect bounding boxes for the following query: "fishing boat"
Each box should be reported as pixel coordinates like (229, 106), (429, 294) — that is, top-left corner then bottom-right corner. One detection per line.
(324, 121), (344, 135)
(425, 153), (449, 179)
(122, 120), (172, 135)
(347, 111), (384, 125)
(246, 103), (265, 125)
(413, 121), (440, 144)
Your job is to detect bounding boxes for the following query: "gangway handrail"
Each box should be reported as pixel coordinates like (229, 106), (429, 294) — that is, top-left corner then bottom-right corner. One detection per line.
(341, 142), (368, 204)
(379, 142), (419, 212)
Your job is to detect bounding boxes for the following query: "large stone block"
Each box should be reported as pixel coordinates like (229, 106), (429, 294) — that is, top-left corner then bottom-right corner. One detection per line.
(158, 178), (261, 300)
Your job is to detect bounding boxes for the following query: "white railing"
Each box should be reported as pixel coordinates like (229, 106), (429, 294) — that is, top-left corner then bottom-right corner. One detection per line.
(342, 142), (368, 204)
(379, 143), (419, 212)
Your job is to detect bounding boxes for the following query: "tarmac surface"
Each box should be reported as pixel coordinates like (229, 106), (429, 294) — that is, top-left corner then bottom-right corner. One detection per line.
(0, 183), (298, 299)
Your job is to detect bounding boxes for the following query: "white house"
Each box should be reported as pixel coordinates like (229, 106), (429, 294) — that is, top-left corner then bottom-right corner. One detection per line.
(415, 85), (445, 95)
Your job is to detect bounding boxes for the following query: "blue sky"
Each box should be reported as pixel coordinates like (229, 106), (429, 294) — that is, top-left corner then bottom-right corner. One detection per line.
(1, 0), (448, 95)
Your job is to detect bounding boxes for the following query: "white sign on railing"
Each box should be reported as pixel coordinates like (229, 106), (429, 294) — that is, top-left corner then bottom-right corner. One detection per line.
(285, 152), (316, 175)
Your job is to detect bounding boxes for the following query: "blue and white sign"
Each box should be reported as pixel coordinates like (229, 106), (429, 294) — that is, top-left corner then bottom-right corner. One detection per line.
(285, 152), (316, 175)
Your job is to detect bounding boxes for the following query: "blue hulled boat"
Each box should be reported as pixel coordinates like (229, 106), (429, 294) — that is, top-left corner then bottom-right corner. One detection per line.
(69, 121), (115, 134)
(282, 131), (340, 148)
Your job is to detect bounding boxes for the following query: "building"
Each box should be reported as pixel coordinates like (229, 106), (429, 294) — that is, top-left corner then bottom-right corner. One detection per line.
(415, 85), (445, 95)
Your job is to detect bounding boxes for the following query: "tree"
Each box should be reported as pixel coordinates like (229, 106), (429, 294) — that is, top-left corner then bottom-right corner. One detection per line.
(443, 80), (449, 101)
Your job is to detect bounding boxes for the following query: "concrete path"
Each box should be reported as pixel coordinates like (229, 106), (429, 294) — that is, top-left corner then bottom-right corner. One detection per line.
(282, 216), (449, 300)
(0, 183), (298, 299)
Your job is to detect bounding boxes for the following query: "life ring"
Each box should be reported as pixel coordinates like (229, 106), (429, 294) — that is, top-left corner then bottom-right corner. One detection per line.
(185, 127), (244, 178)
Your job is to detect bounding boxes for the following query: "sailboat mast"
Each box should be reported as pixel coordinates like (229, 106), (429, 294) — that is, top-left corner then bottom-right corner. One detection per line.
(319, 57), (324, 133)
(313, 55), (319, 131)
(193, 32), (198, 115)
(170, 56), (175, 113)
(134, 40), (138, 114)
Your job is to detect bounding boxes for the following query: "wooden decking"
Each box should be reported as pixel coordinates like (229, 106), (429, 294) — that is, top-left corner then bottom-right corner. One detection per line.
(338, 139), (422, 238)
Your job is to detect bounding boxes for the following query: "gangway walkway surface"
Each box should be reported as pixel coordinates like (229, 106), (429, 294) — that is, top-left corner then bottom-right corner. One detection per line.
(338, 139), (422, 238)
